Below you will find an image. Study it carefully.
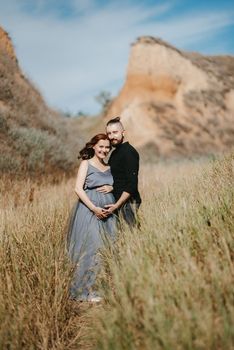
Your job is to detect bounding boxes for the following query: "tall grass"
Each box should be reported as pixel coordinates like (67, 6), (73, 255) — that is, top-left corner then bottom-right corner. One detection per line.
(0, 178), (85, 349)
(83, 153), (234, 349)
(0, 153), (233, 349)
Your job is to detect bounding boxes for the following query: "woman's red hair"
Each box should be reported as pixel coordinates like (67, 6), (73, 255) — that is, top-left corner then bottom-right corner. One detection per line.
(78, 133), (110, 160)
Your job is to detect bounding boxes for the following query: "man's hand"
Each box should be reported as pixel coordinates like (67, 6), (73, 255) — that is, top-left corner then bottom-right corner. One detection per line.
(96, 185), (113, 194)
(104, 203), (118, 214)
(104, 192), (130, 215)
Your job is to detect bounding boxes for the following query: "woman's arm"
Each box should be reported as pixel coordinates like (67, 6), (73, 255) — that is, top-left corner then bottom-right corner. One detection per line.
(75, 160), (107, 219)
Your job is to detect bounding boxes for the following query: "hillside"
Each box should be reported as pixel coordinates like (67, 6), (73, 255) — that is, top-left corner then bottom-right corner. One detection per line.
(0, 26), (87, 178)
(1, 151), (233, 348)
(106, 36), (234, 159)
(2, 27), (234, 175)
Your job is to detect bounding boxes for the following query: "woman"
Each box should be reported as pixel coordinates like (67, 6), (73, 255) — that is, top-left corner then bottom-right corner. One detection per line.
(67, 134), (116, 302)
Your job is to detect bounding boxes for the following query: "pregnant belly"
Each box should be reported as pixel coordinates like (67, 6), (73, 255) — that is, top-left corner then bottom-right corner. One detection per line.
(86, 189), (115, 208)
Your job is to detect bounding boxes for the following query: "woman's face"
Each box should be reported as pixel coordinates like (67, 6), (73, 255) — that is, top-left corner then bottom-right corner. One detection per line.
(93, 139), (111, 159)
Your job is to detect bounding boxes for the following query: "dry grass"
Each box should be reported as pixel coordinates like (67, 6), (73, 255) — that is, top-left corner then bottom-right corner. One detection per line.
(0, 177), (81, 349)
(0, 153), (233, 349)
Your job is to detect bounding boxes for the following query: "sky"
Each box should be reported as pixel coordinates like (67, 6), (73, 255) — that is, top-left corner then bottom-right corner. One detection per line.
(0, 0), (234, 115)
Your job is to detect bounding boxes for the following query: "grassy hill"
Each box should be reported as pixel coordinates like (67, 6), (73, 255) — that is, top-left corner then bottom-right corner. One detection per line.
(0, 27), (95, 179)
(0, 151), (233, 349)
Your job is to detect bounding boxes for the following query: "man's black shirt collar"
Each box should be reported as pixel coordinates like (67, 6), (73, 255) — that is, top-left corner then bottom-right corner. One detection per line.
(114, 141), (129, 149)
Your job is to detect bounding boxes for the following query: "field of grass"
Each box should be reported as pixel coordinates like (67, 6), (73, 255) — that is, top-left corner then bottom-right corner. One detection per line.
(0, 152), (233, 349)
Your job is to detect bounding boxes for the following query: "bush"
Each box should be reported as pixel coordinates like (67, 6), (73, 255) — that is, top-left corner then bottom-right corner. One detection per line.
(0, 114), (9, 133)
(8, 126), (74, 172)
(0, 154), (20, 172)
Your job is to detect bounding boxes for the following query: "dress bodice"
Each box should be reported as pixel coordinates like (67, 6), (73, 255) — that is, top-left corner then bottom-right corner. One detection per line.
(84, 163), (113, 190)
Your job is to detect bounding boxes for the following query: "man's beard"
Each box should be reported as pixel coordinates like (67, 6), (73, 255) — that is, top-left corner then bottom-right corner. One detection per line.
(111, 136), (124, 147)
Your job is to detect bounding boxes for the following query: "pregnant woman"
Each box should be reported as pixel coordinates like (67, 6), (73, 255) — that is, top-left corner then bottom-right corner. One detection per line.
(67, 134), (116, 302)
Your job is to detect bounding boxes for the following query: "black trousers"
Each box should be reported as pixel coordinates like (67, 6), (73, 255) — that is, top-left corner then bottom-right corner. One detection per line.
(116, 200), (141, 227)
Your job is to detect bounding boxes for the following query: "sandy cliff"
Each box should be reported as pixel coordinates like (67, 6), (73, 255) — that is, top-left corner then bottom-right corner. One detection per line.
(106, 37), (234, 158)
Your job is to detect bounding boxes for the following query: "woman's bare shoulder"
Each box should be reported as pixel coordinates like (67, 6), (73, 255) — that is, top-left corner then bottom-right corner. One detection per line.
(77, 159), (89, 173)
(79, 159), (89, 166)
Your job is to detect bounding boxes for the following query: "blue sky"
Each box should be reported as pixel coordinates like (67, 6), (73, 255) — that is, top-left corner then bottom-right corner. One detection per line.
(0, 0), (234, 115)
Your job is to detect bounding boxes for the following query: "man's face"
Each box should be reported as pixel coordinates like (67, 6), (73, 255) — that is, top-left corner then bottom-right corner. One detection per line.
(106, 123), (124, 147)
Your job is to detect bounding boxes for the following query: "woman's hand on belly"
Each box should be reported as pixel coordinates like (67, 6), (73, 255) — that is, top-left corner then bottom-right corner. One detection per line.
(93, 206), (109, 219)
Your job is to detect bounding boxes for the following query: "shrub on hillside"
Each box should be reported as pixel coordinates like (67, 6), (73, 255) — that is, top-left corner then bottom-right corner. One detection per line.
(0, 154), (20, 172)
(0, 114), (9, 133)
(8, 126), (74, 172)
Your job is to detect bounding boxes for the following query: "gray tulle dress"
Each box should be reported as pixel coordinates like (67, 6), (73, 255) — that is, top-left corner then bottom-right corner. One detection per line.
(67, 162), (116, 300)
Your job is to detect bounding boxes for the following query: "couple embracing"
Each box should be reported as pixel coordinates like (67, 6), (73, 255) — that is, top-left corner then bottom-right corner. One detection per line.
(67, 117), (141, 301)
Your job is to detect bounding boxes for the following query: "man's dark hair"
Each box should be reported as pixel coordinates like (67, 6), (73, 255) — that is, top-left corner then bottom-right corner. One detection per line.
(106, 116), (123, 129)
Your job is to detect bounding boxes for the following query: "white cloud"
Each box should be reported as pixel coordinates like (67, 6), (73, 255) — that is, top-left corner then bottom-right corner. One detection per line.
(0, 1), (233, 114)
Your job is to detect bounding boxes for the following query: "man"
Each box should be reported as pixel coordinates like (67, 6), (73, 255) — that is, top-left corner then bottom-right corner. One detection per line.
(103, 116), (141, 226)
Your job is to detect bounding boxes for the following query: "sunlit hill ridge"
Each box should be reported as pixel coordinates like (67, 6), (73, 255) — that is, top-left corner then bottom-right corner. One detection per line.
(106, 36), (234, 159)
